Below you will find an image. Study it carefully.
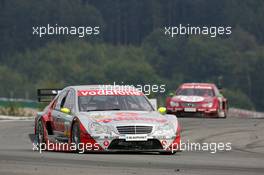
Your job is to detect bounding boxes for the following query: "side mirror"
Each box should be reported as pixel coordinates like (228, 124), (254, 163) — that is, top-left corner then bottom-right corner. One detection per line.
(158, 107), (166, 115)
(61, 107), (71, 114)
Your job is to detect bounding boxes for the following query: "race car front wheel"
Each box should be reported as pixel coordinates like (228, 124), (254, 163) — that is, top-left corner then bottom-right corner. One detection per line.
(217, 110), (227, 118)
(71, 122), (81, 146)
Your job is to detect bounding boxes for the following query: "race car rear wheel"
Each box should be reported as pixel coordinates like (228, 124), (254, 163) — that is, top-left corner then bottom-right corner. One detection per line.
(71, 122), (81, 149)
(37, 120), (46, 149)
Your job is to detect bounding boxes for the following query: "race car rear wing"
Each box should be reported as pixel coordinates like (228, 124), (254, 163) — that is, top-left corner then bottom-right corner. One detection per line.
(37, 89), (62, 102)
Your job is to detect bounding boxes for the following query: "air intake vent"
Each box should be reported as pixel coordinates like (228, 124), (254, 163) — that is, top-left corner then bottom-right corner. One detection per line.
(116, 126), (152, 135)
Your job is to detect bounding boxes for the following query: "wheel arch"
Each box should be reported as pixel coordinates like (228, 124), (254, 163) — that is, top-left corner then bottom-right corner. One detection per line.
(35, 113), (53, 135)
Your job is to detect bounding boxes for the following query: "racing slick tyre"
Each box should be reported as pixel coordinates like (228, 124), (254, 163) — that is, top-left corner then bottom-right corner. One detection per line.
(71, 122), (81, 152)
(36, 120), (46, 150)
(217, 110), (227, 118)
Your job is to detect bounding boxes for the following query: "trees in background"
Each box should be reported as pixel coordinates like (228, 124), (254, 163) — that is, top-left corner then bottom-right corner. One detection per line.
(3, 41), (160, 99)
(0, 0), (264, 110)
(0, 0), (103, 59)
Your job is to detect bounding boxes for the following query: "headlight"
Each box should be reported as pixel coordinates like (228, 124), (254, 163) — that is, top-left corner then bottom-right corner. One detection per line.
(155, 123), (175, 135)
(90, 122), (110, 135)
(170, 101), (179, 107)
(202, 102), (213, 108)
(160, 123), (172, 131)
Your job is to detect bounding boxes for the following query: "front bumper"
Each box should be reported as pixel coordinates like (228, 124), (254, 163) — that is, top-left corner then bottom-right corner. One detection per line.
(88, 135), (180, 152)
(107, 139), (163, 151)
(167, 107), (218, 117)
(79, 123), (181, 152)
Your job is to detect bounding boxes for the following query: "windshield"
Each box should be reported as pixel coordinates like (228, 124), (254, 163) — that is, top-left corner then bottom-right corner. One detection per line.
(176, 88), (214, 97)
(78, 95), (154, 112)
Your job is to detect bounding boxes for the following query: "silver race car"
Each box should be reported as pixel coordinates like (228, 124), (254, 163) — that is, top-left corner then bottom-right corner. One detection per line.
(34, 85), (181, 154)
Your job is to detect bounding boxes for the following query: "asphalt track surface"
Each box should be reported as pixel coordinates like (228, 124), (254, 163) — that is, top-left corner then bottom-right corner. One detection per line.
(0, 117), (263, 175)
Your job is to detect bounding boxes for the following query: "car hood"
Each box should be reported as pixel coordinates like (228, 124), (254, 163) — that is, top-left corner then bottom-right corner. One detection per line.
(78, 110), (175, 126)
(77, 111), (178, 137)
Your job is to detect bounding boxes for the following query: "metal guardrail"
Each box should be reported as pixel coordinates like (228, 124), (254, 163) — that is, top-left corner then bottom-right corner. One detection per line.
(228, 108), (264, 119)
(0, 98), (38, 108)
(0, 97), (35, 102)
